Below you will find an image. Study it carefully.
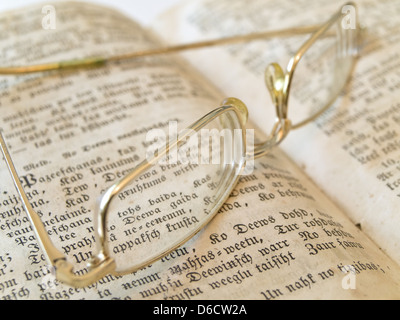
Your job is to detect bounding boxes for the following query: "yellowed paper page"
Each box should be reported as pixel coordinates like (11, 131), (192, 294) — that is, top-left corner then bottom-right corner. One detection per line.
(0, 1), (399, 300)
(153, 0), (400, 265)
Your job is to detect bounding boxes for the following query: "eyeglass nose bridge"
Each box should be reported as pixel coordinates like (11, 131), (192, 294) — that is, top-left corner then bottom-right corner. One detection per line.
(249, 63), (291, 159)
(264, 63), (292, 144)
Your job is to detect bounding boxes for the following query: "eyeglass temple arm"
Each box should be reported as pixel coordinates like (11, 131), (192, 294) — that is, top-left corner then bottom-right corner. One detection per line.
(0, 25), (320, 75)
(0, 132), (115, 287)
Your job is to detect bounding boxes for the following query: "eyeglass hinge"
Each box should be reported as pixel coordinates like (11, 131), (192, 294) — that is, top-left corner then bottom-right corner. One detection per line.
(54, 256), (116, 288)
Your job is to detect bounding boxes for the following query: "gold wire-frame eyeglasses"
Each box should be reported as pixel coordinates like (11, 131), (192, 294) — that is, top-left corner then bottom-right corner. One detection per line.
(0, 3), (361, 287)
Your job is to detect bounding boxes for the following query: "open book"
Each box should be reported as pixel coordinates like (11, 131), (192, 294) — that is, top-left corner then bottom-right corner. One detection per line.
(0, 0), (399, 300)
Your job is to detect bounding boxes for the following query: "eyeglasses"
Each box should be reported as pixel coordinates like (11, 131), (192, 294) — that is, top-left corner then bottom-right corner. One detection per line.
(0, 3), (361, 287)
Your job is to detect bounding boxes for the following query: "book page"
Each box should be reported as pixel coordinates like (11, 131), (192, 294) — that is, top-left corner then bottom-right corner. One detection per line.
(0, 2), (399, 300)
(153, 0), (400, 265)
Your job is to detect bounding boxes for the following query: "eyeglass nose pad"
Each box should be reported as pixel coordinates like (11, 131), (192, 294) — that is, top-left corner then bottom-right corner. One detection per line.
(265, 63), (286, 120)
(220, 97), (249, 126)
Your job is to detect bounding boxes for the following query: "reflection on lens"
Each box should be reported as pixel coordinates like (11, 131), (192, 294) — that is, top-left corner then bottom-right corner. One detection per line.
(102, 107), (246, 274)
(288, 14), (358, 128)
